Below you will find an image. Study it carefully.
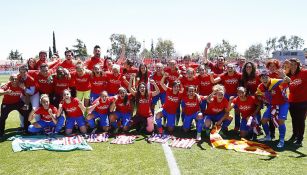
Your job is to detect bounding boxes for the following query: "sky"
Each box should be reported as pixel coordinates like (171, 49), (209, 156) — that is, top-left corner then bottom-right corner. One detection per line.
(0, 0), (306, 61)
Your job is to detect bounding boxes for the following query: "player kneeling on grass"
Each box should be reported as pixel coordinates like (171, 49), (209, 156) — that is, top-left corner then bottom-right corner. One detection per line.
(155, 72), (183, 136)
(181, 86), (205, 141)
(28, 94), (64, 134)
(128, 75), (160, 133)
(228, 87), (261, 139)
(86, 91), (115, 133)
(109, 87), (133, 133)
(203, 84), (232, 136)
(57, 89), (87, 136)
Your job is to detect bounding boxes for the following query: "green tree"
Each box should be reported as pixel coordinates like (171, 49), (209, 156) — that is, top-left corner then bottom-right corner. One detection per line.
(72, 39), (88, 60)
(155, 38), (175, 59)
(53, 31), (57, 54)
(7, 49), (22, 61)
(49, 47), (52, 58)
(244, 43), (265, 59)
(208, 40), (239, 59)
(150, 39), (156, 58)
(288, 35), (305, 50)
(109, 34), (141, 60)
(140, 48), (152, 58)
(265, 37), (278, 55)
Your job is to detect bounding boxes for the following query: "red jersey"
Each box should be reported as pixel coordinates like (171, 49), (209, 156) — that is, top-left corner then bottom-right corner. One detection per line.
(61, 98), (83, 117)
(73, 72), (91, 91)
(35, 59), (47, 70)
(90, 74), (108, 94)
(205, 96), (228, 115)
(245, 76), (261, 95)
(256, 79), (287, 105)
(31, 72), (53, 94)
(164, 68), (180, 86)
(198, 74), (215, 96)
(151, 73), (166, 93)
(136, 93), (153, 117)
(115, 94), (133, 113)
(52, 75), (70, 95)
(58, 60), (76, 72)
(181, 96), (201, 115)
(93, 97), (115, 114)
(163, 88), (183, 114)
(180, 76), (199, 94)
(17, 74), (37, 95)
(34, 105), (57, 122)
(106, 73), (124, 95)
(208, 62), (225, 75)
(220, 72), (241, 95)
(289, 69), (307, 103)
(0, 82), (23, 104)
(85, 57), (104, 70)
(232, 96), (258, 119)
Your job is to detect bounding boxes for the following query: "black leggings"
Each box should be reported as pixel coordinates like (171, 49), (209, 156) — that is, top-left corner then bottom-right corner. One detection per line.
(289, 102), (307, 140)
(0, 101), (31, 136)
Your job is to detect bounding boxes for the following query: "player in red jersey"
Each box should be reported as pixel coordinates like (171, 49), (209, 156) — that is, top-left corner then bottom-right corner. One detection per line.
(198, 65), (215, 96)
(155, 72), (184, 136)
(128, 75), (160, 133)
(203, 43), (226, 75)
(106, 64), (127, 96)
(287, 58), (307, 146)
(28, 94), (64, 135)
(0, 74), (31, 138)
(57, 89), (87, 135)
(164, 59), (181, 86)
(213, 63), (242, 132)
(150, 63), (166, 112)
(228, 87), (261, 138)
(256, 70), (291, 148)
(90, 64), (108, 104)
(203, 84), (232, 136)
(86, 91), (115, 133)
(51, 66), (71, 107)
(73, 62), (92, 107)
(135, 63), (150, 87)
(121, 59), (138, 89)
(103, 57), (113, 72)
(109, 87), (133, 133)
(181, 86), (205, 141)
(84, 45), (104, 70)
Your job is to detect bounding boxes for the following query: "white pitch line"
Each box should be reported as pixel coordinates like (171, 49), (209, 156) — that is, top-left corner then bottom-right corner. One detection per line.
(162, 143), (181, 175)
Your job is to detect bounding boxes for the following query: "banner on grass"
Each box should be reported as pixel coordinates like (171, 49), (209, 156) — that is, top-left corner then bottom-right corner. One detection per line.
(11, 135), (92, 152)
(210, 126), (277, 156)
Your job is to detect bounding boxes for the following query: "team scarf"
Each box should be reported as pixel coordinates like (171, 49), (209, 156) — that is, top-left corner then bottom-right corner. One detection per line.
(169, 138), (196, 149)
(147, 134), (170, 144)
(10, 135), (92, 152)
(87, 133), (109, 143)
(110, 135), (137, 145)
(210, 126), (277, 157)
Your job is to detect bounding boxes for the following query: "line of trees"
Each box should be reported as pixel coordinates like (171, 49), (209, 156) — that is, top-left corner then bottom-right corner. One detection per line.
(6, 34), (305, 62)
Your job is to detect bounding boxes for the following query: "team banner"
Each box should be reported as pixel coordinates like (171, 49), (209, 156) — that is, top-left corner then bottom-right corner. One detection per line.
(11, 135), (93, 152)
(210, 126), (277, 156)
(110, 135), (137, 145)
(87, 133), (109, 143)
(169, 138), (196, 149)
(147, 134), (170, 144)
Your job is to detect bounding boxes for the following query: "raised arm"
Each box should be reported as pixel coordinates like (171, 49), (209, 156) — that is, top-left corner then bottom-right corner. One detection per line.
(128, 74), (137, 96)
(149, 79), (160, 97)
(160, 72), (169, 91)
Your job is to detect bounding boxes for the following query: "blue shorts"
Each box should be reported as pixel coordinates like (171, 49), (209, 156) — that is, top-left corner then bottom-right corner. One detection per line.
(92, 111), (109, 127)
(152, 92), (166, 105)
(109, 93), (116, 97)
(225, 94), (238, 108)
(263, 102), (289, 120)
(240, 118), (250, 131)
(66, 116), (86, 129)
(90, 93), (100, 104)
(114, 111), (131, 126)
(183, 112), (201, 129)
(37, 120), (56, 128)
(162, 109), (176, 128)
(205, 112), (225, 123)
(200, 100), (207, 111)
